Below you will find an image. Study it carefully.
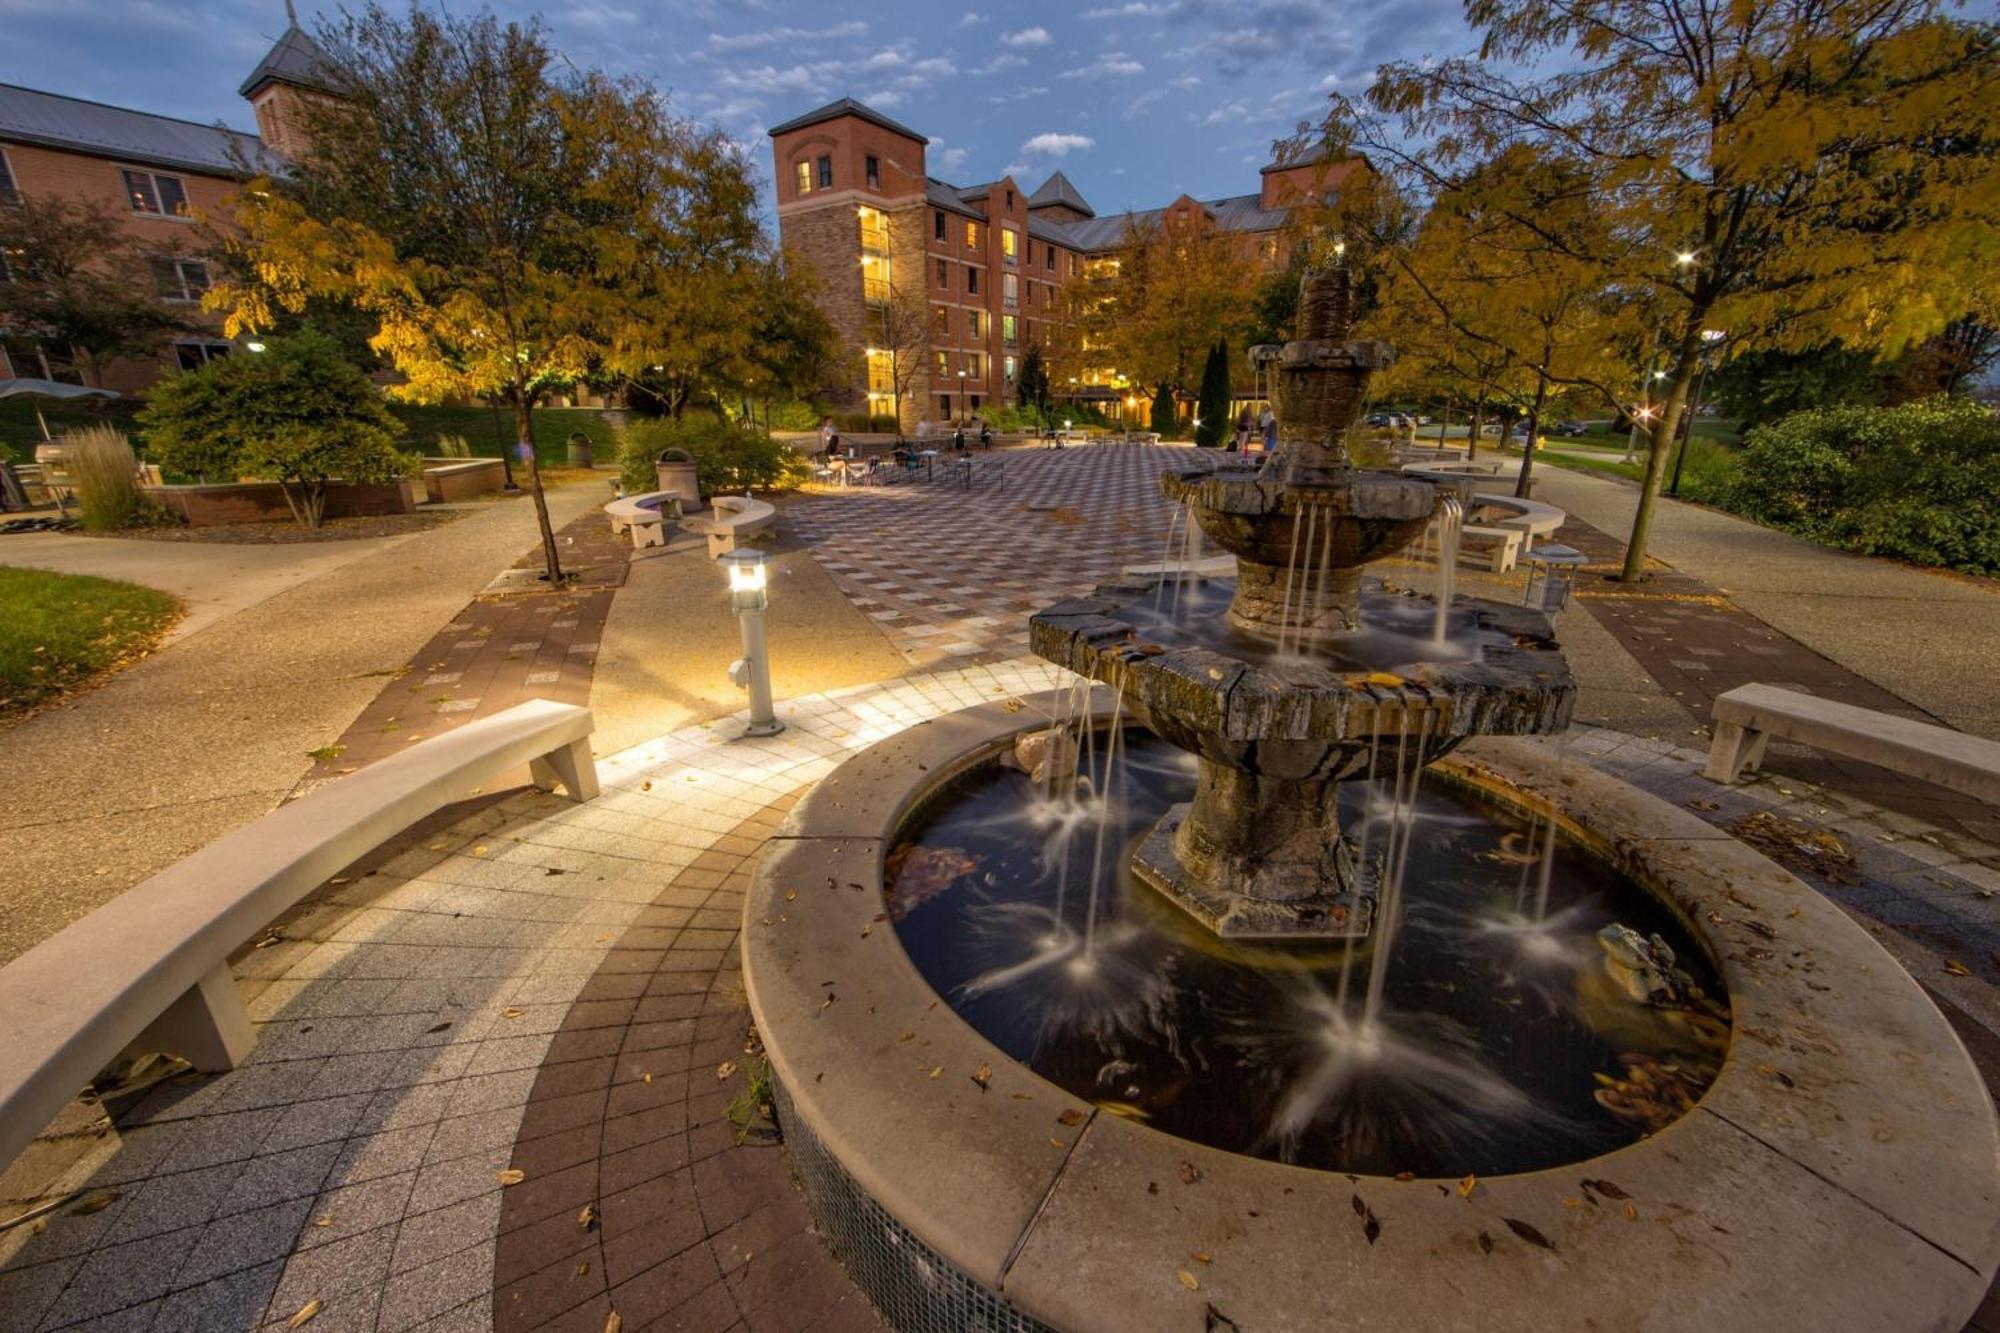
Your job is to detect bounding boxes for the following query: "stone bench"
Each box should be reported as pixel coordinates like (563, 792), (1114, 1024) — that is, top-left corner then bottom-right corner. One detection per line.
(1703, 683), (2000, 801)
(0, 699), (598, 1173)
(604, 491), (684, 550)
(422, 457), (507, 504)
(1470, 492), (1566, 538)
(1461, 524), (1526, 572)
(686, 494), (776, 558)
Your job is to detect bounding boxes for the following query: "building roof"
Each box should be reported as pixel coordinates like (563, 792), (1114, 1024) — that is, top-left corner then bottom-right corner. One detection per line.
(239, 24), (337, 98)
(1056, 191), (1290, 252)
(0, 83), (277, 178)
(766, 97), (926, 144)
(1027, 170), (1094, 218)
(925, 178), (985, 221)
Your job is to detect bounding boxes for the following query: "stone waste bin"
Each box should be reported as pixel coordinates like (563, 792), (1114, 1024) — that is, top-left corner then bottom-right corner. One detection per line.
(566, 432), (595, 469)
(655, 448), (701, 510)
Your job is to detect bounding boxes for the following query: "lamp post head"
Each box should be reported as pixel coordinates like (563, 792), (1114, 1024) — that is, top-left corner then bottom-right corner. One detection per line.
(721, 547), (769, 611)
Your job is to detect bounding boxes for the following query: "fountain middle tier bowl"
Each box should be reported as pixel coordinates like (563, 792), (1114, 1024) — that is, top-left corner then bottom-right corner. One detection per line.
(1029, 573), (1576, 768)
(1159, 462), (1438, 570)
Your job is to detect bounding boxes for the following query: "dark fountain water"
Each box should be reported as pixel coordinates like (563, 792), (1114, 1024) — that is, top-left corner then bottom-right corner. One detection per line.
(889, 262), (1729, 1177)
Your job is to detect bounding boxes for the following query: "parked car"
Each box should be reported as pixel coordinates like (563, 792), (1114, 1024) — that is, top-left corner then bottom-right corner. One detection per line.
(1550, 420), (1589, 436)
(1364, 413), (1394, 428)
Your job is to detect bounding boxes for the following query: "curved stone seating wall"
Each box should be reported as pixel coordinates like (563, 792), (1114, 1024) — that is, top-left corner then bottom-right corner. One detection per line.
(688, 495), (777, 558)
(745, 697), (2000, 1333)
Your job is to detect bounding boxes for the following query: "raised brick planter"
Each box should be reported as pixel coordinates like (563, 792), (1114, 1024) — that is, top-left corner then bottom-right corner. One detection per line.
(422, 457), (508, 503)
(142, 477), (421, 526)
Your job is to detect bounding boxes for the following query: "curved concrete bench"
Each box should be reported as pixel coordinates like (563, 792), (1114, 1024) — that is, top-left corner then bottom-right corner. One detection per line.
(686, 494), (776, 558)
(0, 699), (598, 1173)
(1469, 492), (1565, 537)
(604, 491), (683, 550)
(1705, 683), (2000, 801)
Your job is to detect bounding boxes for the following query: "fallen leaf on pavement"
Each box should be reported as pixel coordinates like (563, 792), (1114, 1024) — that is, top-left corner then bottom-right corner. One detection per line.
(1177, 1270), (1201, 1291)
(497, 1169), (526, 1186)
(288, 1299), (322, 1328)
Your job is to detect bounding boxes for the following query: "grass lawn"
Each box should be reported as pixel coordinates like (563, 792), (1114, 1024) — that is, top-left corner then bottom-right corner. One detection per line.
(0, 568), (182, 718)
(389, 404), (624, 466)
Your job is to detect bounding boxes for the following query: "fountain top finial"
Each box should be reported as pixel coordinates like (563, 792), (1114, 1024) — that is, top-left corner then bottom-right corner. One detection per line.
(1296, 262), (1355, 344)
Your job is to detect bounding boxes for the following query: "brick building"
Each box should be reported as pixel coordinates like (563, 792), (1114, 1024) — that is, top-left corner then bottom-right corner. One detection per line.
(768, 97), (1364, 429)
(0, 18), (328, 393)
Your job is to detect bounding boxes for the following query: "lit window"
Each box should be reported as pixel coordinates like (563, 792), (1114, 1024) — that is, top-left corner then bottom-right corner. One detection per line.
(965, 221), (980, 248)
(1003, 272), (1018, 306)
(1002, 315), (1016, 345)
(795, 161), (812, 195)
(1002, 227), (1018, 263)
(123, 168), (190, 217)
(968, 310), (981, 339)
(935, 349), (949, 375)
(817, 155), (833, 188)
(1004, 355), (1016, 381)
(866, 154), (880, 189)
(173, 340), (230, 371)
(150, 257), (210, 302)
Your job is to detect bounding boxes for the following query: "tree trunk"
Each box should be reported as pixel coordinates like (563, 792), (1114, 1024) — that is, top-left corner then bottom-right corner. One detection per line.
(1467, 396), (1486, 461)
(1516, 370), (1549, 499)
(1621, 332), (1702, 582)
(515, 391), (565, 584)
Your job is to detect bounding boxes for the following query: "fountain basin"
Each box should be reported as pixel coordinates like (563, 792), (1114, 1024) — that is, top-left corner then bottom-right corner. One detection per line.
(744, 694), (2000, 1332)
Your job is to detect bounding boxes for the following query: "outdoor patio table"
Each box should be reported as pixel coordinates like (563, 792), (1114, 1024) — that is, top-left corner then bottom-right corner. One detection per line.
(919, 449), (940, 481)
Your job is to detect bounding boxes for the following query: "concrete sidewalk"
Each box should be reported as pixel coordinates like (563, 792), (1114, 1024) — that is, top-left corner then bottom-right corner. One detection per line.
(0, 530), (419, 645)
(1531, 467), (2000, 740)
(0, 485), (606, 966)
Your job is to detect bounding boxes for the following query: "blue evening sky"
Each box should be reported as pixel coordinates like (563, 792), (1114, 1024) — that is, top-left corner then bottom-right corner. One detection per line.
(0, 0), (1477, 212)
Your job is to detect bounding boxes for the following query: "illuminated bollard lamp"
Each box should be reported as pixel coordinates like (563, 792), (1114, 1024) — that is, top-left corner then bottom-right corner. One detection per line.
(1522, 542), (1588, 617)
(721, 548), (784, 737)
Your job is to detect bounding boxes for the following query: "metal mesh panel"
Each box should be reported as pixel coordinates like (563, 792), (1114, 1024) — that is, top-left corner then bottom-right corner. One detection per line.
(776, 1079), (1058, 1333)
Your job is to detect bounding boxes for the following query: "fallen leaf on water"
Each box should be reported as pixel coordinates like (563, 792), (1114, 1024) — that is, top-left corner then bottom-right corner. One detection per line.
(1457, 1174), (1478, 1199)
(1177, 1270), (1201, 1291)
(1503, 1218), (1556, 1251)
(70, 1192), (120, 1215)
(498, 1169), (526, 1186)
(1945, 960), (1973, 977)
(288, 1299), (322, 1327)
(970, 1064), (992, 1091)
(1057, 1109), (1085, 1127)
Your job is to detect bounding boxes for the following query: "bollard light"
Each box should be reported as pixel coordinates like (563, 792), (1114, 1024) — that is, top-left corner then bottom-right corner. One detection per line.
(720, 548), (782, 736)
(1522, 543), (1587, 617)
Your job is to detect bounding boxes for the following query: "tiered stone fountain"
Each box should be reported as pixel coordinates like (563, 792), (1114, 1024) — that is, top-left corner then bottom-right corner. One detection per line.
(1031, 263), (1573, 939)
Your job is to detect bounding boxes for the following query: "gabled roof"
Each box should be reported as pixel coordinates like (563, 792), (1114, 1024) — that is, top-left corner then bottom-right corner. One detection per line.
(239, 24), (337, 98)
(925, 178), (985, 221)
(1058, 192), (1289, 252)
(766, 97), (925, 144)
(1028, 170), (1093, 218)
(0, 83), (277, 178)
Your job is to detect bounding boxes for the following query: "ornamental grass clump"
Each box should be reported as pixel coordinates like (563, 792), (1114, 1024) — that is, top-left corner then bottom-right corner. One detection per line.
(60, 424), (143, 531)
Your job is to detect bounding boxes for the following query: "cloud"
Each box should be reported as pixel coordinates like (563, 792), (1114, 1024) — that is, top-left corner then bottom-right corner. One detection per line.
(705, 21), (866, 51)
(975, 53), (1028, 74)
(1022, 131), (1096, 155)
(1003, 161), (1032, 179)
(1196, 101), (1247, 126)
(988, 84), (1050, 104)
(960, 9), (987, 24)
(714, 63), (829, 96)
(1123, 88), (1165, 119)
(864, 89), (907, 108)
(1083, 1), (1177, 15)
(1061, 52), (1145, 78)
(929, 137), (971, 171)
(1002, 25), (1053, 47)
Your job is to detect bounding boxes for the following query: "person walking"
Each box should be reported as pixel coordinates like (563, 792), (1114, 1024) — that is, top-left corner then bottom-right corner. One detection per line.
(1259, 406), (1278, 454)
(817, 416), (835, 457)
(1232, 407), (1253, 452)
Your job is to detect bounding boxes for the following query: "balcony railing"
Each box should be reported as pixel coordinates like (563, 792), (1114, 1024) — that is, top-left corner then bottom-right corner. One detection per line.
(863, 277), (891, 306)
(859, 223), (890, 254)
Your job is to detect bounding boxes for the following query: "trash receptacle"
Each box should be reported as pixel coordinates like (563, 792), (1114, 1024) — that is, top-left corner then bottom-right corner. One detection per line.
(655, 448), (701, 510)
(566, 431), (595, 469)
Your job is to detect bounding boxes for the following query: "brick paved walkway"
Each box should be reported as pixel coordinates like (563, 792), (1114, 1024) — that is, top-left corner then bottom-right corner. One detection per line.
(304, 512), (630, 788)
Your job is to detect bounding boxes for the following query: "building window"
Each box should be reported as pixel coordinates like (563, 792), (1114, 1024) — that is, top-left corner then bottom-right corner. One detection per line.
(0, 149), (17, 206)
(934, 210), (945, 241)
(816, 155), (833, 189)
(940, 394), (953, 418)
(933, 258), (946, 288)
(933, 305), (949, 338)
(858, 204), (889, 254)
(965, 221), (980, 248)
(966, 267), (979, 295)
(866, 155), (880, 189)
(1001, 227), (1018, 264)
(971, 393), (981, 412)
(795, 160), (812, 196)
(967, 310), (981, 339)
(1070, 254), (1080, 277)
(967, 353), (982, 378)
(1006, 188), (1014, 209)
(151, 257), (210, 302)
(123, 168), (190, 218)
(1003, 272), (1018, 307)
(174, 340), (230, 371)
(1002, 315), (1017, 345)
(1004, 355), (1016, 382)
(935, 349), (949, 376)
(1047, 247), (1057, 272)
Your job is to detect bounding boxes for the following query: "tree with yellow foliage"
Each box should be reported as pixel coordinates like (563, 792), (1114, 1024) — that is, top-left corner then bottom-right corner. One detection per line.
(1341, 0), (1999, 578)
(1100, 212), (1259, 396)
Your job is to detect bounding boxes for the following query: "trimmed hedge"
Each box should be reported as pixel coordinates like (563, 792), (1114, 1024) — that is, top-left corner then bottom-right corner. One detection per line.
(617, 416), (812, 497)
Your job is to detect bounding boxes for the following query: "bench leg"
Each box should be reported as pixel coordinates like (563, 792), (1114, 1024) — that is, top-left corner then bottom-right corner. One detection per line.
(137, 963), (255, 1072)
(1702, 721), (1769, 784)
(530, 736), (600, 802)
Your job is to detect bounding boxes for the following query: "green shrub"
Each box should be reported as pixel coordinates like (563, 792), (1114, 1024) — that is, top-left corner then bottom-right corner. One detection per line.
(617, 416), (812, 497)
(138, 333), (416, 527)
(1730, 397), (2000, 573)
(60, 424), (143, 531)
(436, 433), (472, 458)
